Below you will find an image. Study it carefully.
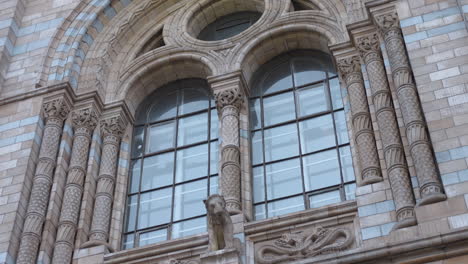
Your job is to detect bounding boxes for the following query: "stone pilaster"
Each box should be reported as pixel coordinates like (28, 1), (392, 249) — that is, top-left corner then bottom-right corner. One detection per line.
(336, 55), (383, 185)
(82, 110), (127, 251)
(17, 95), (72, 264)
(373, 9), (446, 206)
(52, 105), (98, 264)
(210, 72), (246, 215)
(355, 31), (416, 229)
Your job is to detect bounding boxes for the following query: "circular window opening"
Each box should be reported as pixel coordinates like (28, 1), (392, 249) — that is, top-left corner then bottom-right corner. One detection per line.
(198, 11), (261, 41)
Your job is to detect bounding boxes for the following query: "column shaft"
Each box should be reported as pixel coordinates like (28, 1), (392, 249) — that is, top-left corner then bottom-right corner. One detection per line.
(375, 11), (446, 205)
(356, 32), (416, 229)
(337, 56), (383, 185)
(17, 98), (70, 264)
(52, 107), (97, 264)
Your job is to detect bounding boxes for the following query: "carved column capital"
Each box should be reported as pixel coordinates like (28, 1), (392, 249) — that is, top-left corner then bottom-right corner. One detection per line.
(214, 87), (244, 111)
(337, 55), (361, 81)
(100, 115), (126, 139)
(355, 33), (380, 57)
(42, 97), (72, 124)
(71, 107), (98, 131)
(374, 11), (399, 32)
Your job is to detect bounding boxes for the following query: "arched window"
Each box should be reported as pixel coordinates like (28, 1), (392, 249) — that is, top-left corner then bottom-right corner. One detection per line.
(250, 50), (356, 220)
(124, 79), (219, 249)
(198, 12), (261, 41)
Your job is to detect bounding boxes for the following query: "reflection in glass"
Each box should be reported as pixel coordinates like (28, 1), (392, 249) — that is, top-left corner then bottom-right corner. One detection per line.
(146, 90), (178, 123)
(255, 204), (266, 220)
(176, 144), (208, 182)
(250, 99), (261, 130)
(265, 159), (302, 200)
(309, 190), (341, 208)
(334, 111), (349, 145)
(259, 63), (293, 96)
(129, 160), (141, 194)
(124, 195), (138, 232)
(138, 188), (172, 229)
(122, 234), (134, 250)
(253, 166), (265, 203)
(139, 229), (167, 247)
(303, 149), (341, 191)
(210, 110), (219, 139)
(177, 113), (208, 147)
(345, 183), (356, 200)
(179, 88), (209, 115)
(147, 121), (175, 153)
(251, 131), (263, 165)
(264, 124), (299, 162)
(141, 152), (174, 191)
(329, 78), (343, 109)
(299, 114), (335, 154)
(293, 59), (326, 86)
(210, 141), (219, 175)
(132, 127), (144, 158)
(209, 176), (218, 195)
(173, 179), (207, 221)
(340, 146), (355, 182)
(296, 83), (328, 117)
(263, 92), (295, 127)
(172, 217), (206, 239)
(267, 196), (304, 217)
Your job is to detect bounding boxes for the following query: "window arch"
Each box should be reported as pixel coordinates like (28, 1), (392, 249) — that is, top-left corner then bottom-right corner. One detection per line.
(250, 50), (356, 220)
(198, 11), (261, 41)
(124, 79), (219, 249)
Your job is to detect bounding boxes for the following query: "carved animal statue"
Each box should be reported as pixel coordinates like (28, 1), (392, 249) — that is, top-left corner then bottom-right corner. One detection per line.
(204, 194), (234, 251)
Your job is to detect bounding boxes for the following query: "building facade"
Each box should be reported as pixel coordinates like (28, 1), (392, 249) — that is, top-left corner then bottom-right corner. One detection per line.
(0, 0), (467, 263)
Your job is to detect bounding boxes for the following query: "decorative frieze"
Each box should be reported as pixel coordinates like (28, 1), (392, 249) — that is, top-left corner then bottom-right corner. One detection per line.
(17, 95), (72, 264)
(355, 31), (416, 230)
(374, 10), (446, 206)
(52, 105), (99, 264)
(337, 55), (383, 185)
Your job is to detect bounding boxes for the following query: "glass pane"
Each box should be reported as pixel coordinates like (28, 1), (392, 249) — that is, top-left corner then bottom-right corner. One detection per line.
(173, 179), (208, 221)
(129, 160), (141, 194)
(264, 124), (299, 163)
(255, 204), (266, 220)
(172, 217), (207, 239)
(329, 78), (343, 109)
(250, 98), (261, 130)
(293, 59), (326, 86)
(139, 229), (167, 247)
(258, 62), (293, 96)
(210, 141), (219, 175)
(345, 183), (356, 200)
(131, 127), (144, 158)
(146, 89), (178, 123)
(299, 114), (335, 154)
(210, 109), (219, 139)
(178, 113), (208, 147)
(334, 111), (349, 145)
(309, 190), (341, 208)
(122, 234), (134, 250)
(267, 196), (304, 217)
(141, 152), (174, 191)
(303, 149), (341, 191)
(340, 146), (355, 182)
(179, 87), (209, 115)
(253, 166), (265, 203)
(296, 83), (329, 117)
(124, 195), (138, 232)
(138, 188), (172, 229)
(251, 131), (263, 165)
(209, 175), (218, 195)
(265, 159), (302, 200)
(263, 92), (296, 127)
(176, 144), (209, 183)
(147, 121), (175, 153)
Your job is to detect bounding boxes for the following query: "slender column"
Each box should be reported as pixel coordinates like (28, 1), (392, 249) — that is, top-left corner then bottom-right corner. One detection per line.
(355, 32), (416, 229)
(52, 106), (98, 264)
(374, 11), (446, 205)
(17, 96), (71, 264)
(83, 113), (127, 250)
(337, 55), (383, 185)
(212, 78), (244, 215)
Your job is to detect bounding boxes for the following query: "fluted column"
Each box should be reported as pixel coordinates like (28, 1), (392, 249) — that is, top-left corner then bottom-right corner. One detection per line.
(211, 73), (245, 215)
(355, 32), (416, 229)
(374, 10), (446, 205)
(83, 112), (127, 250)
(337, 55), (383, 185)
(52, 106), (98, 264)
(17, 96), (71, 264)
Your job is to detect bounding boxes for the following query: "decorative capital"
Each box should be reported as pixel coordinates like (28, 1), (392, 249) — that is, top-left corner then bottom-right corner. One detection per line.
(374, 11), (399, 31)
(337, 56), (361, 80)
(100, 115), (127, 138)
(214, 87), (244, 110)
(42, 97), (71, 122)
(71, 107), (98, 130)
(356, 33), (380, 55)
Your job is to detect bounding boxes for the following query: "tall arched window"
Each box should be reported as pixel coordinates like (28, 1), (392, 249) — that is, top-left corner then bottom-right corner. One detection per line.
(124, 79), (219, 249)
(250, 50), (356, 220)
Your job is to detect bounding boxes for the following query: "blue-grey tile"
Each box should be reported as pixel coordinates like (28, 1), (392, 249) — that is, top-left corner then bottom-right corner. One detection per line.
(427, 22), (465, 37)
(436, 151), (451, 163)
(358, 204), (377, 217)
(362, 226), (382, 240)
(380, 222), (396, 235)
(422, 7), (460, 22)
(400, 16), (423, 27)
(442, 172), (460, 185)
(459, 170), (468, 182)
(404, 31), (428, 43)
(376, 200), (395, 214)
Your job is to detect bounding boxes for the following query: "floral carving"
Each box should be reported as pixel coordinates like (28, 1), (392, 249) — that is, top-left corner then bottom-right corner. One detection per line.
(375, 11), (399, 31)
(71, 107), (98, 129)
(356, 33), (380, 55)
(256, 226), (353, 264)
(337, 56), (361, 80)
(214, 87), (243, 110)
(43, 98), (71, 121)
(100, 115), (126, 138)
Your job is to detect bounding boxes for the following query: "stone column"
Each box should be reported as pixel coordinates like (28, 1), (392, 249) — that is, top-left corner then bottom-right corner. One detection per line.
(374, 10), (446, 205)
(82, 111), (127, 250)
(210, 73), (245, 215)
(17, 95), (72, 264)
(337, 55), (383, 185)
(355, 31), (416, 229)
(52, 106), (98, 264)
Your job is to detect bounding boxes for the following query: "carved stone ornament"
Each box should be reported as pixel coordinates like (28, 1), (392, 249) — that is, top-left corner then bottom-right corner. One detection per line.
(214, 87), (243, 110)
(337, 56), (361, 80)
(374, 11), (399, 31)
(42, 97), (71, 121)
(204, 194), (234, 252)
(256, 226), (354, 264)
(71, 107), (98, 129)
(100, 115), (126, 137)
(356, 33), (380, 55)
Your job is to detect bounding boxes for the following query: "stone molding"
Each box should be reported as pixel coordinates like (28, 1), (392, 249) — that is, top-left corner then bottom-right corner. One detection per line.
(17, 92), (73, 264)
(372, 8), (446, 206)
(353, 29), (417, 230)
(336, 54), (383, 185)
